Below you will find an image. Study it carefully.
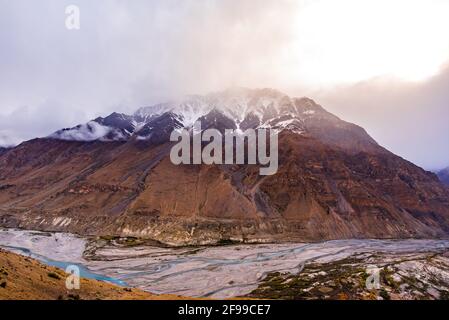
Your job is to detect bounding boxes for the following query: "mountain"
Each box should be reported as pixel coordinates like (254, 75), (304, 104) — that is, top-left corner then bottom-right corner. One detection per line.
(1, 88), (449, 245)
(437, 167), (449, 186)
(50, 88), (380, 153)
(0, 147), (10, 155)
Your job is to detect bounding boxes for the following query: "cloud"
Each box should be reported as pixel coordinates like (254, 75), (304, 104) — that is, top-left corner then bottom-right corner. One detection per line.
(0, 0), (449, 169)
(311, 64), (449, 170)
(0, 0), (302, 138)
(0, 100), (90, 145)
(0, 0), (301, 134)
(50, 121), (124, 142)
(0, 131), (21, 147)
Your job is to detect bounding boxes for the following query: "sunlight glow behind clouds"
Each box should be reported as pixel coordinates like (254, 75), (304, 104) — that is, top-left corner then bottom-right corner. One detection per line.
(286, 0), (449, 85)
(1, 0), (449, 168)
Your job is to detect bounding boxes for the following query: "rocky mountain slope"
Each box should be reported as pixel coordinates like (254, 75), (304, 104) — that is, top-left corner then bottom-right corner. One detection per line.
(437, 167), (449, 186)
(0, 147), (10, 156)
(0, 88), (449, 245)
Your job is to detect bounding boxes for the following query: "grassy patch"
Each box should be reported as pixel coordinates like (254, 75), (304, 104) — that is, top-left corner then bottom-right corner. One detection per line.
(246, 257), (371, 300)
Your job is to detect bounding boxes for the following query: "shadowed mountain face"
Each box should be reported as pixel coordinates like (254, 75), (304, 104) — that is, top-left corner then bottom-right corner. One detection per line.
(438, 168), (449, 186)
(1, 88), (448, 245)
(0, 147), (10, 156)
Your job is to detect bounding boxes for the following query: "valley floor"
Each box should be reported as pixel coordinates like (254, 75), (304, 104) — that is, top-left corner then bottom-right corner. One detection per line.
(247, 251), (449, 300)
(1, 228), (449, 300)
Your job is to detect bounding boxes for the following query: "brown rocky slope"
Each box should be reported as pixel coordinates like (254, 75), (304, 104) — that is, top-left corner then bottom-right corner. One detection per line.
(438, 167), (449, 186)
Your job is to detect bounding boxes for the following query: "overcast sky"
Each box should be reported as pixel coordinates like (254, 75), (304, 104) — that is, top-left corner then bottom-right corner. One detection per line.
(1, 0), (449, 170)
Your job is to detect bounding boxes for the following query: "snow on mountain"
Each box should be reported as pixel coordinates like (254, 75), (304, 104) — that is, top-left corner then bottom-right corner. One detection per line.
(134, 88), (301, 127)
(135, 112), (184, 144)
(50, 121), (126, 142)
(49, 88), (330, 143)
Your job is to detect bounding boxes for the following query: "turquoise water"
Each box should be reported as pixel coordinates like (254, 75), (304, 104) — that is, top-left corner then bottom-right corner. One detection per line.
(1, 245), (128, 287)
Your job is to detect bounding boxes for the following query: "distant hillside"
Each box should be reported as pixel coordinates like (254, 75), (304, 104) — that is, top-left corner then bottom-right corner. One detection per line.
(438, 167), (449, 186)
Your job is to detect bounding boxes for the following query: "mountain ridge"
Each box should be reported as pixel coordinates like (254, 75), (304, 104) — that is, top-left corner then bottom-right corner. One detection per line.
(48, 88), (382, 154)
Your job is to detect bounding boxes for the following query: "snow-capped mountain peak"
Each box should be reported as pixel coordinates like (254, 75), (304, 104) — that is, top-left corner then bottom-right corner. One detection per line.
(134, 88), (297, 127)
(49, 88), (333, 144)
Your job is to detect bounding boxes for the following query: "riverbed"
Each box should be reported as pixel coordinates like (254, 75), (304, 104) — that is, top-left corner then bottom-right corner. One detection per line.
(1, 228), (449, 298)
